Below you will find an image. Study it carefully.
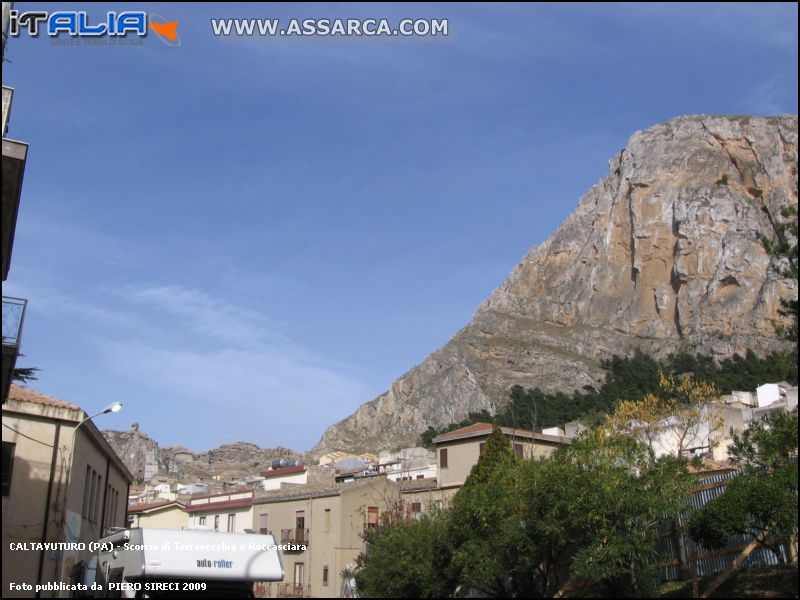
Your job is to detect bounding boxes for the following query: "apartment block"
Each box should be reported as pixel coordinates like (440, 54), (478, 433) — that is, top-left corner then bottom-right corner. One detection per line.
(252, 477), (399, 598)
(186, 488), (255, 533)
(432, 422), (568, 490)
(2, 386), (131, 597)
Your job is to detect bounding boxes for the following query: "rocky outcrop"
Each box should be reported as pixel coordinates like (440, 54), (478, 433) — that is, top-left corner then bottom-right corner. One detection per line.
(314, 115), (798, 454)
(103, 426), (303, 483)
(104, 423), (162, 483)
(189, 442), (300, 471)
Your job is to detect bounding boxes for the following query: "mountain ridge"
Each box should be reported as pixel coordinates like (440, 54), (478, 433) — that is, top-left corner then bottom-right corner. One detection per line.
(313, 114), (798, 454)
(103, 424), (303, 484)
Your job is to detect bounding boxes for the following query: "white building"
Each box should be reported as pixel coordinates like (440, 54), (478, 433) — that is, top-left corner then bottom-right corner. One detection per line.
(376, 447), (438, 482)
(712, 383), (798, 461)
(176, 482), (209, 495)
(186, 489), (255, 533)
(259, 465), (308, 491)
(626, 382), (798, 461)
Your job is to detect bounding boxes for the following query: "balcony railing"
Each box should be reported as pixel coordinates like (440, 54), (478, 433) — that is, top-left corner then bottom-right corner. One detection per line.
(280, 528), (309, 547)
(277, 583), (304, 597)
(253, 582), (272, 597)
(2, 296), (27, 348)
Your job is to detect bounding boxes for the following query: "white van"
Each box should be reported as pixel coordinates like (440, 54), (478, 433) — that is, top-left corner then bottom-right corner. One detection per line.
(91, 528), (284, 598)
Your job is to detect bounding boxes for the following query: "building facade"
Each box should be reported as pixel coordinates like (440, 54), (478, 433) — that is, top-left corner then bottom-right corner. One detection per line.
(260, 465), (308, 491)
(432, 422), (568, 490)
(186, 489), (255, 533)
(2, 385), (132, 597)
(128, 500), (187, 529)
(2, 5), (30, 403)
(252, 477), (399, 598)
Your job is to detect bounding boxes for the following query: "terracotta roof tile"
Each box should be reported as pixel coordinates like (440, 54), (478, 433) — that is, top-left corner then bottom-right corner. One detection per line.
(400, 478), (438, 492)
(128, 500), (184, 513)
(259, 465), (306, 478)
(8, 385), (81, 411)
(432, 422), (566, 445)
(253, 477), (394, 504)
(434, 422), (495, 440)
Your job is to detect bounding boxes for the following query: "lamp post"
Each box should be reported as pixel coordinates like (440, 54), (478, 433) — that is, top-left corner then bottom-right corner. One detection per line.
(62, 401), (123, 521)
(75, 402), (124, 434)
(56, 402), (122, 588)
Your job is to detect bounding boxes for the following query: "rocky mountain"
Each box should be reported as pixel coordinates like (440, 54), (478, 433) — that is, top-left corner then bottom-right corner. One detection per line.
(104, 423), (162, 482)
(103, 423), (302, 484)
(314, 115), (798, 454)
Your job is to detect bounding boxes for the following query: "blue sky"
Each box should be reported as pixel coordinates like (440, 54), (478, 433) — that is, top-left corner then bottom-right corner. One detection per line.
(3, 2), (797, 452)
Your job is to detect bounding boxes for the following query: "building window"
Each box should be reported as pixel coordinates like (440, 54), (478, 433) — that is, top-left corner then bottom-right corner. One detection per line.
(105, 484), (119, 526)
(108, 488), (118, 526)
(411, 502), (421, 513)
(439, 448), (448, 468)
(513, 443), (524, 458)
(324, 508), (331, 533)
(367, 506), (379, 530)
(322, 565), (329, 586)
(84, 467), (101, 521)
(479, 443), (485, 454)
(2, 442), (15, 496)
(94, 475), (103, 523)
(105, 485), (111, 524)
(416, 474), (424, 479)
(89, 471), (98, 522)
(199, 516), (207, 527)
(295, 510), (306, 543)
(227, 513), (236, 533)
(214, 515), (220, 531)
(82, 467), (91, 518)
(259, 513), (269, 535)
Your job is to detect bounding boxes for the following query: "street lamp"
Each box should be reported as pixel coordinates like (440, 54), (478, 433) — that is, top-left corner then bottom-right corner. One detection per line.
(63, 402), (124, 516)
(56, 402), (123, 584)
(80, 402), (124, 424)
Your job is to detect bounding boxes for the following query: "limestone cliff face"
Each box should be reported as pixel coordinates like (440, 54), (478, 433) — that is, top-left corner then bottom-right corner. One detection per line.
(103, 424), (303, 483)
(314, 115), (798, 454)
(103, 423), (162, 483)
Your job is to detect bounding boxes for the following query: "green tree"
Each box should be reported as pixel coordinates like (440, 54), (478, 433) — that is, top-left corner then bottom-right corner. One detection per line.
(689, 409), (798, 550)
(760, 203), (798, 340)
(354, 512), (455, 598)
(355, 428), (696, 598)
(446, 425), (529, 596)
(727, 406), (798, 473)
(521, 431), (695, 597)
(12, 354), (40, 384)
(12, 366), (39, 384)
(688, 409), (798, 596)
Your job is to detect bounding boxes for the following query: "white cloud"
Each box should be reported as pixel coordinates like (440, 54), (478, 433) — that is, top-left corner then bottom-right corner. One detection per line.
(123, 284), (273, 348)
(737, 76), (795, 116)
(10, 270), (370, 450)
(96, 339), (370, 450)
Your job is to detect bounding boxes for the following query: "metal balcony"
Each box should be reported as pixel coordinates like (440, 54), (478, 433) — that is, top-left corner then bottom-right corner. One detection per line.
(280, 528), (309, 547)
(277, 583), (304, 597)
(2, 86), (29, 281)
(2, 296), (26, 403)
(2, 296), (27, 348)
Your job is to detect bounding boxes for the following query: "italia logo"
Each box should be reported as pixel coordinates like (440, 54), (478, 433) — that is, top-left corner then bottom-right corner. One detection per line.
(8, 10), (181, 46)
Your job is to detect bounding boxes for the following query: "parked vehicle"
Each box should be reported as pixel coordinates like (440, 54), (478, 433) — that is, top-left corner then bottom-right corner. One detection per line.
(89, 528), (284, 598)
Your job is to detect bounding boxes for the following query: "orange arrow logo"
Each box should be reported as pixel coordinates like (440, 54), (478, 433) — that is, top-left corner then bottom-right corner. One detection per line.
(150, 20), (179, 41)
